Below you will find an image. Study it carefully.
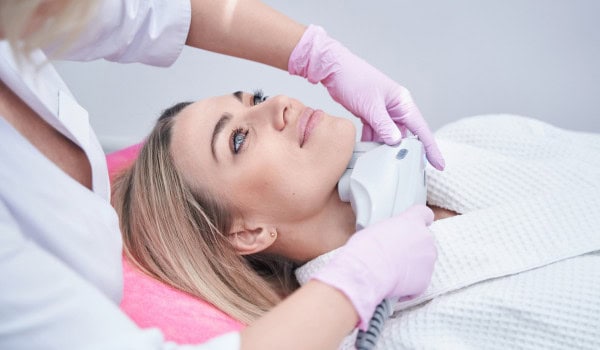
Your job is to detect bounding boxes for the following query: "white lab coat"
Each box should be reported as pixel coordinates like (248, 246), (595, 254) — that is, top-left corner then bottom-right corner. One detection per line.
(0, 1), (238, 348)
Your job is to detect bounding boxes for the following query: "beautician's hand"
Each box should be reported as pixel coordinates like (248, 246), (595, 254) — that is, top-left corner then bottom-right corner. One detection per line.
(312, 205), (436, 330)
(288, 25), (445, 170)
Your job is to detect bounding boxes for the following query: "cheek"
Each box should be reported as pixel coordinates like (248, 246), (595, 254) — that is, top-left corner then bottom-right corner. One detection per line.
(226, 149), (295, 208)
(227, 148), (326, 219)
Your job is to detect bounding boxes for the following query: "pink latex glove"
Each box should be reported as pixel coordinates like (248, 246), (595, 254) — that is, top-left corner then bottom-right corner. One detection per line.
(289, 25), (445, 170)
(312, 205), (436, 330)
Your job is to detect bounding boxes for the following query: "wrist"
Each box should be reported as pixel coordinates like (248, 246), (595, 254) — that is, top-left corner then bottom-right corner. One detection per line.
(312, 254), (381, 330)
(243, 280), (358, 349)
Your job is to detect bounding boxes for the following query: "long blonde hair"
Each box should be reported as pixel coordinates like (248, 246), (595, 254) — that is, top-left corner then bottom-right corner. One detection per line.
(0, 0), (99, 58)
(112, 102), (300, 324)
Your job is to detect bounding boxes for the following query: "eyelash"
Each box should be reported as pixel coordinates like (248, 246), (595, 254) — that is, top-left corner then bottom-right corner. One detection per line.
(230, 90), (267, 154)
(231, 127), (249, 154)
(253, 89), (268, 105)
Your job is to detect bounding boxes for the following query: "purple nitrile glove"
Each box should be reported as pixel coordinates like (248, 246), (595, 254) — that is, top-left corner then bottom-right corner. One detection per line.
(288, 25), (445, 170)
(312, 205), (436, 330)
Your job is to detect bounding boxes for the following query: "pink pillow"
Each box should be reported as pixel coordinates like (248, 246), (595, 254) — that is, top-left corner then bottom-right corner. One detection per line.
(106, 144), (244, 343)
(120, 258), (244, 343)
(106, 142), (144, 183)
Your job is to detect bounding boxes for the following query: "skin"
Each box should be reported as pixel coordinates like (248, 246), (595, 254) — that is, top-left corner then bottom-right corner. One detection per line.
(171, 92), (357, 262)
(242, 280), (357, 350)
(0, 79), (93, 190)
(186, 0), (306, 70)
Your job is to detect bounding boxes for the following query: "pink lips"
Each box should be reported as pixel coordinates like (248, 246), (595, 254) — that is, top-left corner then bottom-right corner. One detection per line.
(298, 108), (324, 147)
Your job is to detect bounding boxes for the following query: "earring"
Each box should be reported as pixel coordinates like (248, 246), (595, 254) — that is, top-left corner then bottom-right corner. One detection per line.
(270, 231), (276, 238)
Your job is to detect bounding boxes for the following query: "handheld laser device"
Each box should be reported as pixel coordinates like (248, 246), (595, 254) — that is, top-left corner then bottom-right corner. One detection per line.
(337, 136), (427, 350)
(338, 136), (427, 230)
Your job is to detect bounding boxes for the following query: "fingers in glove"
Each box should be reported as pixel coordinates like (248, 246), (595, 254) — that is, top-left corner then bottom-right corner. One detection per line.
(401, 205), (434, 226)
(360, 123), (375, 142)
(393, 111), (445, 171)
(368, 102), (402, 145)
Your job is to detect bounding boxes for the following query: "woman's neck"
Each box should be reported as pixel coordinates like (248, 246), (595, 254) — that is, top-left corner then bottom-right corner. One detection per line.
(275, 190), (356, 263)
(276, 192), (458, 263)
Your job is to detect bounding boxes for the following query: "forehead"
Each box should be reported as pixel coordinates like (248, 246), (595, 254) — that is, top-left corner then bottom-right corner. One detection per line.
(180, 94), (239, 122)
(169, 94), (239, 187)
(174, 93), (242, 139)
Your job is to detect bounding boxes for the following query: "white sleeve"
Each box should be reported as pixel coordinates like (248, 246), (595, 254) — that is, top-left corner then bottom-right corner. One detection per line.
(49, 0), (191, 67)
(0, 200), (240, 350)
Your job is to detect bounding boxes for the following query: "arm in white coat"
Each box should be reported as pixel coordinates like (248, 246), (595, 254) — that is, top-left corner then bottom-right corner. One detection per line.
(52, 0), (307, 71)
(49, 0), (191, 67)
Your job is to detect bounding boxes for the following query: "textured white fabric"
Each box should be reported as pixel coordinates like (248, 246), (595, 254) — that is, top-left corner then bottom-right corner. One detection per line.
(296, 115), (600, 349)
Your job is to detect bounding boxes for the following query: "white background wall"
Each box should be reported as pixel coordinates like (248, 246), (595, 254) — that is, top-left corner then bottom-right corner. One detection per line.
(54, 0), (600, 152)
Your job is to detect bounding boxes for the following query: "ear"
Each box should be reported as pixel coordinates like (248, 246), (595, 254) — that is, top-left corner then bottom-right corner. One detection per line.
(227, 220), (277, 256)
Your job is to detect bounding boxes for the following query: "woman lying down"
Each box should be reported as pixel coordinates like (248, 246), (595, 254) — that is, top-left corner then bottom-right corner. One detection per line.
(112, 91), (600, 349)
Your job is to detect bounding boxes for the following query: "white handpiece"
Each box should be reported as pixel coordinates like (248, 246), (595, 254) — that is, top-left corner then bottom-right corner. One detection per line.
(337, 136), (428, 350)
(338, 137), (427, 230)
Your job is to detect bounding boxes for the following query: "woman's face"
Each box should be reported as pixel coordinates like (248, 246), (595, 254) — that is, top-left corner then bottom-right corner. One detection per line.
(170, 92), (356, 232)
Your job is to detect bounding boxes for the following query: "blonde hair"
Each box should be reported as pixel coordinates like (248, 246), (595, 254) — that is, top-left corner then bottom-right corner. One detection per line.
(112, 103), (300, 324)
(0, 0), (99, 58)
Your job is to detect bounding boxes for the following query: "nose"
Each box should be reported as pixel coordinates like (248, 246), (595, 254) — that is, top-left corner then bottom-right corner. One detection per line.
(255, 95), (290, 131)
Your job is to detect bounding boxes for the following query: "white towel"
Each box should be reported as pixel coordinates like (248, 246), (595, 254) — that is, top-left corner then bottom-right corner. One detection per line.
(296, 115), (600, 349)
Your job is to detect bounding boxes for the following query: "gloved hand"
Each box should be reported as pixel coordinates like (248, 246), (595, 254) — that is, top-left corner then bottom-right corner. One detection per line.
(288, 25), (445, 170)
(312, 205), (436, 330)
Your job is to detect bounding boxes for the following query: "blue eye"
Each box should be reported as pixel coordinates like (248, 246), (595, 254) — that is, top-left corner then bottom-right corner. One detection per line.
(253, 89), (268, 105)
(231, 128), (248, 154)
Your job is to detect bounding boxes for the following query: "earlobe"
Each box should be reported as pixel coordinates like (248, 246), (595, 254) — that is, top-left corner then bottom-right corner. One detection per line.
(228, 225), (277, 255)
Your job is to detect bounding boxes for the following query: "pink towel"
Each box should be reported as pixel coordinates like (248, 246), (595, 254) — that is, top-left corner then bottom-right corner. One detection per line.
(106, 142), (143, 182)
(120, 258), (244, 344)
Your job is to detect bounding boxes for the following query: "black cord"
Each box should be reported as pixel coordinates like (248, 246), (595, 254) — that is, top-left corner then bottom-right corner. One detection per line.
(355, 299), (393, 350)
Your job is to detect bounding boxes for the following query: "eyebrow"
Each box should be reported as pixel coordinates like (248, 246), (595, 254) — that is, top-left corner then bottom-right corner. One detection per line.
(233, 91), (243, 102)
(211, 113), (232, 162)
(210, 92), (244, 162)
